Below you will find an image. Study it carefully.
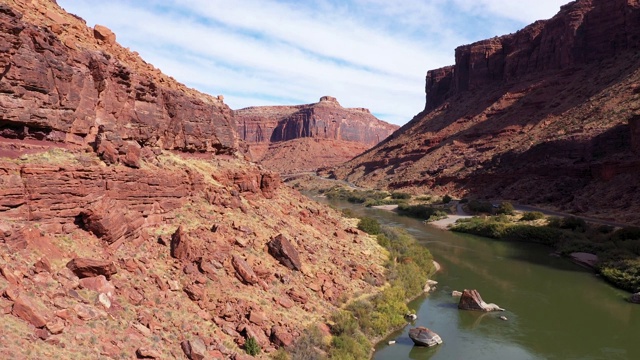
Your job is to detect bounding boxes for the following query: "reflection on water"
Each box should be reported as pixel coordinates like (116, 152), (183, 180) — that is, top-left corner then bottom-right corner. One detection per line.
(313, 196), (640, 360)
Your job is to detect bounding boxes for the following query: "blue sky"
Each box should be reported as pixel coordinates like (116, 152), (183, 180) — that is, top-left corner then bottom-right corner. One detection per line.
(57, 0), (567, 125)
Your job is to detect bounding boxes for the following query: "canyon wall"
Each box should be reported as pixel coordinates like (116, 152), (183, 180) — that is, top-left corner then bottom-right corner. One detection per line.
(426, 0), (640, 110)
(331, 0), (640, 224)
(0, 1), (238, 155)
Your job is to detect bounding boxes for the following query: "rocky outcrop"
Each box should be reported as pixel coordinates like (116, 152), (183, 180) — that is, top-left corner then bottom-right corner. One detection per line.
(66, 258), (117, 279)
(267, 234), (302, 271)
(331, 0), (640, 225)
(0, 2), (238, 155)
(458, 289), (504, 312)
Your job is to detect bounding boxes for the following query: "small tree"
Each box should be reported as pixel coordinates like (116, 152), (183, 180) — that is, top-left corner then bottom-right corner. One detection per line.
(442, 194), (452, 204)
(245, 337), (260, 356)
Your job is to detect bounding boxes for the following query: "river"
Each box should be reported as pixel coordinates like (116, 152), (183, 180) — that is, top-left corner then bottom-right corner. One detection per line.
(317, 196), (640, 360)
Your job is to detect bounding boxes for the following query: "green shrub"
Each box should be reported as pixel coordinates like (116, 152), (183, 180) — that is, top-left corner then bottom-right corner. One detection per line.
(415, 195), (432, 202)
(496, 202), (515, 215)
(599, 259), (640, 293)
(357, 217), (381, 235)
(245, 337), (260, 356)
(376, 234), (391, 248)
(442, 194), (452, 204)
(468, 200), (493, 214)
(548, 216), (587, 232)
(391, 192), (411, 200)
(521, 211), (545, 221)
(397, 203), (447, 221)
(504, 225), (563, 245)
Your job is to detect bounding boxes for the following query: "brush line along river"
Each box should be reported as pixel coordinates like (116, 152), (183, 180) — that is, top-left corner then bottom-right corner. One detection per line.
(318, 197), (640, 360)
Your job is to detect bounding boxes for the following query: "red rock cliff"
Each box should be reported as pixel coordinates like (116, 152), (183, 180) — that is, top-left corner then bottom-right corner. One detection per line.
(236, 96), (398, 146)
(426, 0), (640, 110)
(0, 1), (238, 154)
(331, 0), (640, 225)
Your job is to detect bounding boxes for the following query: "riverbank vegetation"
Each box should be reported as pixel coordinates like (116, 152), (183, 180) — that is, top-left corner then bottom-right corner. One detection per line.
(283, 217), (436, 360)
(451, 213), (640, 293)
(322, 186), (450, 209)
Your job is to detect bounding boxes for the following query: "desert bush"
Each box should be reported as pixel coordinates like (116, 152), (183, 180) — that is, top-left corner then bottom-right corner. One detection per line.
(442, 194), (452, 204)
(341, 208), (356, 218)
(468, 200), (493, 214)
(599, 259), (640, 293)
(288, 326), (326, 360)
(397, 204), (447, 221)
(376, 234), (391, 248)
(245, 337), (260, 356)
(495, 202), (515, 215)
(391, 192), (411, 200)
(521, 211), (545, 221)
(415, 195), (432, 202)
(357, 217), (381, 235)
(548, 216), (587, 232)
(503, 225), (563, 245)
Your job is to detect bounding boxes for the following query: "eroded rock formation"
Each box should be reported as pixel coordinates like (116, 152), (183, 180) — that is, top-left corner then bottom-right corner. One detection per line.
(0, 1), (237, 155)
(235, 96), (399, 173)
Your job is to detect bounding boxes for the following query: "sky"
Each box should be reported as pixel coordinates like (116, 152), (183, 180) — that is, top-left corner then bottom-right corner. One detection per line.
(57, 0), (567, 126)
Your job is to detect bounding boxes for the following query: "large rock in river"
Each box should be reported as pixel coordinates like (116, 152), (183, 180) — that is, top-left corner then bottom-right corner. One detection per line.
(458, 289), (504, 312)
(408, 327), (442, 347)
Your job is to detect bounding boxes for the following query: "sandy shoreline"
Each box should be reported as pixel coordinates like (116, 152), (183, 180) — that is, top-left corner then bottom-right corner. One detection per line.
(372, 204), (471, 230)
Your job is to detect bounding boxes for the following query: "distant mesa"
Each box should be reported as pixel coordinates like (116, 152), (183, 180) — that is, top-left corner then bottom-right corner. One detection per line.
(235, 96), (399, 174)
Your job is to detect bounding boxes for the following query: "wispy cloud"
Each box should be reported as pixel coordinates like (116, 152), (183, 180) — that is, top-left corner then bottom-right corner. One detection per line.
(57, 0), (566, 125)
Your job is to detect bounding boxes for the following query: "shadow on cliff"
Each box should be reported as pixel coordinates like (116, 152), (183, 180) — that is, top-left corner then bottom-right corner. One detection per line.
(460, 124), (639, 214)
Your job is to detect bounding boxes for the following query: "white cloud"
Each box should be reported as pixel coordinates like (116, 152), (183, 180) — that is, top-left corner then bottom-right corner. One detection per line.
(56, 0), (566, 125)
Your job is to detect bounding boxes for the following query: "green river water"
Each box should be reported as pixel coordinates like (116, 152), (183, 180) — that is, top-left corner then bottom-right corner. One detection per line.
(318, 197), (640, 360)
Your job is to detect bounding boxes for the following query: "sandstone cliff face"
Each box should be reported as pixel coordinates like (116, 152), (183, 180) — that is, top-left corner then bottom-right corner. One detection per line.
(236, 96), (398, 173)
(331, 0), (640, 225)
(236, 96), (398, 146)
(0, 1), (237, 154)
(426, 0), (640, 110)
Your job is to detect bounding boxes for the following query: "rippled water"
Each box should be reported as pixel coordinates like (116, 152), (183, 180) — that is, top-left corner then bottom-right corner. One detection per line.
(317, 197), (640, 360)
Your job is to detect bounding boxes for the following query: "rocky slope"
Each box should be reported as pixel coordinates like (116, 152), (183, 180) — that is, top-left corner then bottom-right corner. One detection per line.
(330, 0), (640, 225)
(236, 96), (398, 173)
(0, 1), (387, 358)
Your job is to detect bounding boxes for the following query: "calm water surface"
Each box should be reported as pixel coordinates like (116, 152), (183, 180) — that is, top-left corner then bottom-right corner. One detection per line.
(318, 197), (640, 360)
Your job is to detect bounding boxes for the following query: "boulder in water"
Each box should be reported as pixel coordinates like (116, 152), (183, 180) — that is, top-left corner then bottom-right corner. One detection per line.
(408, 327), (443, 347)
(458, 289), (504, 312)
(631, 292), (640, 304)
